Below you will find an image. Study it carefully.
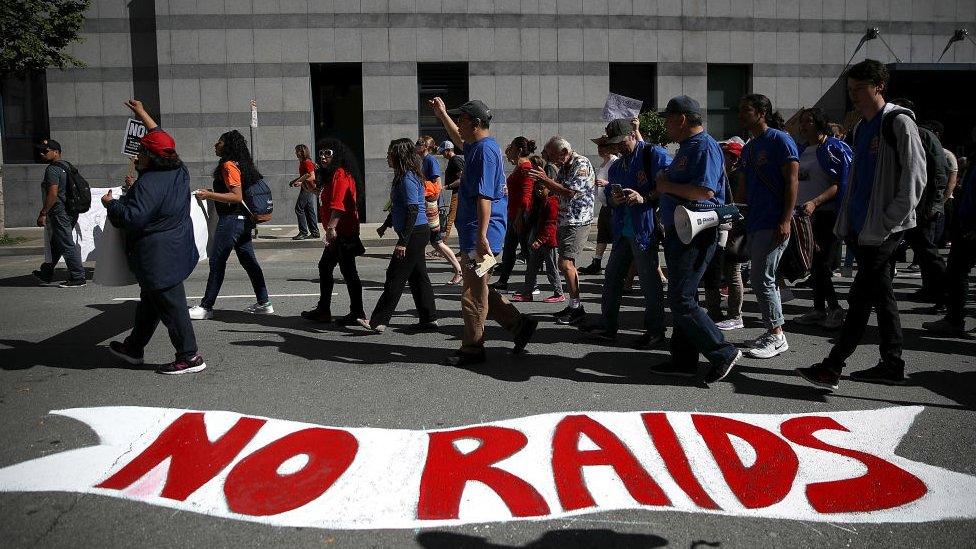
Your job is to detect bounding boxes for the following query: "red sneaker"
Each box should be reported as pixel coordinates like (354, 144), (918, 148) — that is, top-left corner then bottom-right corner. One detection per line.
(543, 294), (566, 303)
(511, 292), (533, 302)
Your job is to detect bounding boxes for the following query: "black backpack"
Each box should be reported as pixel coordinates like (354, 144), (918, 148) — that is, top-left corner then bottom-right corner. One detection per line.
(242, 178), (274, 224)
(879, 109), (947, 217)
(54, 160), (92, 215)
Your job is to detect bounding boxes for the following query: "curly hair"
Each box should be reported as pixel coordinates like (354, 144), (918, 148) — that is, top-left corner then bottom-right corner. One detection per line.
(415, 135), (436, 155)
(509, 136), (537, 158)
(213, 130), (262, 184)
(741, 94), (786, 131)
(800, 107), (832, 137)
(316, 137), (363, 189)
(388, 138), (423, 182)
(140, 149), (183, 173)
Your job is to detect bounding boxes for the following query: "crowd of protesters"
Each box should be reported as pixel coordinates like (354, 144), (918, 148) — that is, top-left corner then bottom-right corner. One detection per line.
(33, 59), (974, 384)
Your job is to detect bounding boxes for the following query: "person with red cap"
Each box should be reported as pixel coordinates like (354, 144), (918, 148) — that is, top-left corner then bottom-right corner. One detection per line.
(102, 99), (206, 375)
(704, 137), (747, 331)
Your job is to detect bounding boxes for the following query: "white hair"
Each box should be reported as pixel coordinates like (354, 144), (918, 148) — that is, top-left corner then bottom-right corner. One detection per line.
(545, 136), (572, 154)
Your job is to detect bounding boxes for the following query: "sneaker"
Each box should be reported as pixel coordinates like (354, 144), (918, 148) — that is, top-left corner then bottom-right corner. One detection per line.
(821, 307), (846, 330)
(579, 323), (616, 342)
(794, 310), (826, 326)
(188, 306), (213, 320)
(301, 308), (333, 323)
(309, 233), (321, 239)
(906, 263), (921, 272)
(292, 232), (310, 240)
(705, 350), (742, 383)
(108, 341), (144, 365)
(922, 318), (966, 336)
(745, 332), (789, 359)
(445, 350), (487, 367)
(553, 306), (574, 319)
(513, 316), (538, 354)
(404, 320), (440, 332)
(796, 364), (840, 390)
(335, 313), (365, 327)
(556, 306), (586, 326)
(59, 279), (87, 288)
(715, 317), (744, 331)
(245, 301), (274, 314)
(32, 269), (53, 284)
(157, 354), (207, 375)
(578, 260), (602, 275)
(633, 331), (665, 349)
(543, 294), (566, 303)
(356, 318), (386, 333)
(648, 362), (698, 378)
(511, 292), (534, 302)
(490, 282), (509, 292)
(849, 362), (906, 386)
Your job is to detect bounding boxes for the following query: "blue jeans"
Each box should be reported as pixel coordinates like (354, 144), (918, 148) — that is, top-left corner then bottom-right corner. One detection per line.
(601, 236), (664, 335)
(747, 229), (789, 330)
(201, 215), (269, 309)
(663, 229), (738, 369)
(295, 189), (319, 236)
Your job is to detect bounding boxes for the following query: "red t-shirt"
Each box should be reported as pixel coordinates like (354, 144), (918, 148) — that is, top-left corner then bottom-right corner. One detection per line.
(534, 195), (559, 248)
(298, 159), (317, 191)
(320, 168), (359, 236)
(506, 161), (535, 220)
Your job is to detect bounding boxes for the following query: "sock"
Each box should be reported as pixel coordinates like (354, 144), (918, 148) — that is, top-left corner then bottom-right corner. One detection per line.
(571, 298), (581, 308)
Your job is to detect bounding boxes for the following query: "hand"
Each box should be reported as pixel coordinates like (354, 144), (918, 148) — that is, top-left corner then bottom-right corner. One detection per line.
(527, 167), (550, 183)
(101, 189), (114, 206)
(324, 227), (337, 246)
(476, 236), (491, 259)
(531, 241), (541, 250)
(595, 178), (609, 188)
(428, 97), (447, 117)
(622, 188), (644, 205)
(394, 244), (406, 259)
(36, 213), (46, 227)
(376, 226), (387, 237)
(630, 118), (640, 131)
(800, 201), (816, 216)
(124, 175), (135, 186)
(289, 180), (300, 188)
(774, 219), (791, 245)
(194, 189), (211, 200)
(124, 99), (145, 115)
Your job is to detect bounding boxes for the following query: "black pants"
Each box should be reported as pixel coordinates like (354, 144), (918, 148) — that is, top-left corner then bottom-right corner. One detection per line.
(905, 215), (946, 297)
(495, 220), (529, 285)
(126, 282), (198, 360)
(318, 237), (365, 318)
(944, 232), (976, 325)
(810, 210), (840, 310)
(370, 226), (437, 326)
(826, 233), (904, 373)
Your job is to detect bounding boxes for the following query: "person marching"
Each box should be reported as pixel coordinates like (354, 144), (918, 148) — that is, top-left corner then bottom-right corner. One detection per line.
(290, 144), (320, 240)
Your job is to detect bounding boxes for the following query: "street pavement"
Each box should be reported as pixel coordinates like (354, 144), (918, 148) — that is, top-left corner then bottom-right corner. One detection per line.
(0, 244), (974, 548)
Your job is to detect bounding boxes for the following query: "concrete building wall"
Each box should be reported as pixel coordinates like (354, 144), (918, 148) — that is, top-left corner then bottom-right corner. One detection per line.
(3, 0), (974, 226)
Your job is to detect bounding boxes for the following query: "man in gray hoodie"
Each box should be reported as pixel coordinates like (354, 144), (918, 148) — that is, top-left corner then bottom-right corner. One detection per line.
(797, 59), (926, 390)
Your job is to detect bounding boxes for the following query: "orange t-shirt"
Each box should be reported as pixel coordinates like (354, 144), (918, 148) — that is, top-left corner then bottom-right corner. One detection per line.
(221, 161), (242, 187)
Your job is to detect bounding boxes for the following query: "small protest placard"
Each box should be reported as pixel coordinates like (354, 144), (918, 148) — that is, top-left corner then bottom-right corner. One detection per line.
(121, 118), (147, 157)
(602, 92), (643, 122)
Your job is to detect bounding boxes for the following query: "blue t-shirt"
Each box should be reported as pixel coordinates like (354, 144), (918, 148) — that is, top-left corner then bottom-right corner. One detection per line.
(390, 171), (428, 233)
(422, 154), (445, 208)
(850, 114), (882, 235)
(659, 132), (726, 226)
(740, 128), (799, 233)
(607, 141), (672, 248)
(455, 136), (508, 254)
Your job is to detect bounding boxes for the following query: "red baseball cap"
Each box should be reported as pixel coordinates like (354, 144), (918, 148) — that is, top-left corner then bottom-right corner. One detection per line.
(140, 128), (177, 157)
(719, 139), (743, 158)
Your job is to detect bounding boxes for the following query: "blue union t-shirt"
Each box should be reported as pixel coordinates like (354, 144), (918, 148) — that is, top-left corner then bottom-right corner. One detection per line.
(659, 131), (726, 226)
(455, 136), (508, 254)
(850, 113), (882, 235)
(740, 127), (800, 233)
(390, 171), (428, 233)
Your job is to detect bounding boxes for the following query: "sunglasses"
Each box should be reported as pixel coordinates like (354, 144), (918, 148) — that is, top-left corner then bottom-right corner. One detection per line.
(318, 149), (334, 157)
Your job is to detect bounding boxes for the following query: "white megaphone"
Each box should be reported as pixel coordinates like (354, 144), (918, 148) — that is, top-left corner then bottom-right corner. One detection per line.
(674, 203), (742, 244)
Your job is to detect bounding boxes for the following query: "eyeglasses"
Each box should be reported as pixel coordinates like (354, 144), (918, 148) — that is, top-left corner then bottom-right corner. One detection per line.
(318, 149), (334, 157)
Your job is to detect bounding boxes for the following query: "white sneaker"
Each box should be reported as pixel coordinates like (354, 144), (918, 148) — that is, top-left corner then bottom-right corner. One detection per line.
(532, 288), (541, 295)
(245, 301), (274, 314)
(745, 332), (789, 359)
(821, 307), (846, 330)
(716, 317), (744, 331)
(794, 310), (826, 326)
(188, 306), (213, 320)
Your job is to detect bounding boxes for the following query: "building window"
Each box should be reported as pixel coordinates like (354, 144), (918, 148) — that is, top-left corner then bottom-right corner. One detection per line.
(609, 63), (657, 113)
(417, 62), (468, 145)
(707, 64), (750, 140)
(0, 71), (50, 163)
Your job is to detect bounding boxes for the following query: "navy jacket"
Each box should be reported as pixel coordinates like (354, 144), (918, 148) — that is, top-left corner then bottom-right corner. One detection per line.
(106, 165), (199, 290)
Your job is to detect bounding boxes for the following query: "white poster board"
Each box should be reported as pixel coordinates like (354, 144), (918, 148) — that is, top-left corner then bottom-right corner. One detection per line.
(602, 92), (643, 122)
(121, 118), (147, 157)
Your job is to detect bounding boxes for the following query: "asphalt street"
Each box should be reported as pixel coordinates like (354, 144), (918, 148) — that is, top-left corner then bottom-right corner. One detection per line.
(0, 245), (974, 548)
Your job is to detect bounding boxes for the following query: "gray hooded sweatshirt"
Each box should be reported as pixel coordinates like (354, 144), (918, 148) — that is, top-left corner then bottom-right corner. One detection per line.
(834, 103), (927, 246)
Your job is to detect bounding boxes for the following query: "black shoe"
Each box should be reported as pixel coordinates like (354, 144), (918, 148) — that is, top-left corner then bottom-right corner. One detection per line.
(309, 233), (321, 239)
(335, 313), (366, 327)
(404, 320), (440, 333)
(556, 306), (586, 325)
(292, 233), (310, 240)
(58, 279), (87, 288)
(704, 350), (741, 383)
(513, 316), (538, 354)
(648, 362), (698, 378)
(108, 341), (144, 365)
(490, 282), (509, 292)
(301, 308), (333, 323)
(796, 363), (841, 390)
(32, 269), (53, 284)
(445, 350), (487, 367)
(553, 306), (574, 319)
(849, 362), (906, 386)
(578, 260), (602, 275)
(633, 331), (665, 350)
(579, 323), (616, 341)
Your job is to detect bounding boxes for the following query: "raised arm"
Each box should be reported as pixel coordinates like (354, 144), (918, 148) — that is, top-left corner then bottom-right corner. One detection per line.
(124, 99), (158, 131)
(428, 97), (463, 148)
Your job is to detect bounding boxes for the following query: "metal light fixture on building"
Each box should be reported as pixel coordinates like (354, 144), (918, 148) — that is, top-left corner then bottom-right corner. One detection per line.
(843, 27), (902, 74)
(937, 29), (974, 62)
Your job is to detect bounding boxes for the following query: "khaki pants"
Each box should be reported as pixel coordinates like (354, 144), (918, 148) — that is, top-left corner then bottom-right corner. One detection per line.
(460, 254), (523, 353)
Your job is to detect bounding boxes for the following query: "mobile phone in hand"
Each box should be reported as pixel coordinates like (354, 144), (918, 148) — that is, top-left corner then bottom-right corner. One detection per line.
(610, 184), (623, 197)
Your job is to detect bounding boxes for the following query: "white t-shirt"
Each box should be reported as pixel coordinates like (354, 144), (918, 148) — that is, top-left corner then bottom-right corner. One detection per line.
(797, 146), (836, 211)
(594, 154), (619, 207)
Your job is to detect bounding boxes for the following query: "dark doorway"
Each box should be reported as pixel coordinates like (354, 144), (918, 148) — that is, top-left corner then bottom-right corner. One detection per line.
(706, 64), (751, 141)
(417, 62), (468, 145)
(311, 63), (366, 219)
(609, 62), (657, 113)
(886, 64), (976, 156)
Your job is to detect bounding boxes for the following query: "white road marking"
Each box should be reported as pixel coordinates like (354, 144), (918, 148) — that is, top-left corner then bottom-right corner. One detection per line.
(112, 293), (334, 301)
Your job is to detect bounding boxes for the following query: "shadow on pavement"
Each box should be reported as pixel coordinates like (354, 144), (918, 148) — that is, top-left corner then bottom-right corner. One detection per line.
(0, 267), (94, 288)
(415, 530), (668, 549)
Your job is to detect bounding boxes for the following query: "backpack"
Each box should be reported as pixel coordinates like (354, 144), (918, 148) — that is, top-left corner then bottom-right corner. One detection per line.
(879, 109), (947, 218)
(242, 178), (274, 223)
(54, 161), (91, 215)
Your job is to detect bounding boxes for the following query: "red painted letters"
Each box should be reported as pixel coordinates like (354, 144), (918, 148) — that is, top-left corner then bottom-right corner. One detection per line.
(97, 412), (265, 500)
(780, 416), (928, 513)
(552, 414), (671, 511)
(417, 426), (550, 520)
(224, 427), (358, 516)
(641, 413), (720, 510)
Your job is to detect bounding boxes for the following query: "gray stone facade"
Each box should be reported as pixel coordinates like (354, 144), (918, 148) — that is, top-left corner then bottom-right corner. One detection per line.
(4, 0), (975, 226)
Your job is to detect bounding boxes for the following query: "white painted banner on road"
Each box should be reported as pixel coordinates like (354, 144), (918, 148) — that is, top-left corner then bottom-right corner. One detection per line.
(0, 406), (973, 529)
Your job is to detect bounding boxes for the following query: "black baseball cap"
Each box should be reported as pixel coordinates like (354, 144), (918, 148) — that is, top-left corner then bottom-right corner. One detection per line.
(35, 138), (62, 152)
(603, 118), (634, 144)
(658, 95), (702, 117)
(447, 100), (492, 122)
